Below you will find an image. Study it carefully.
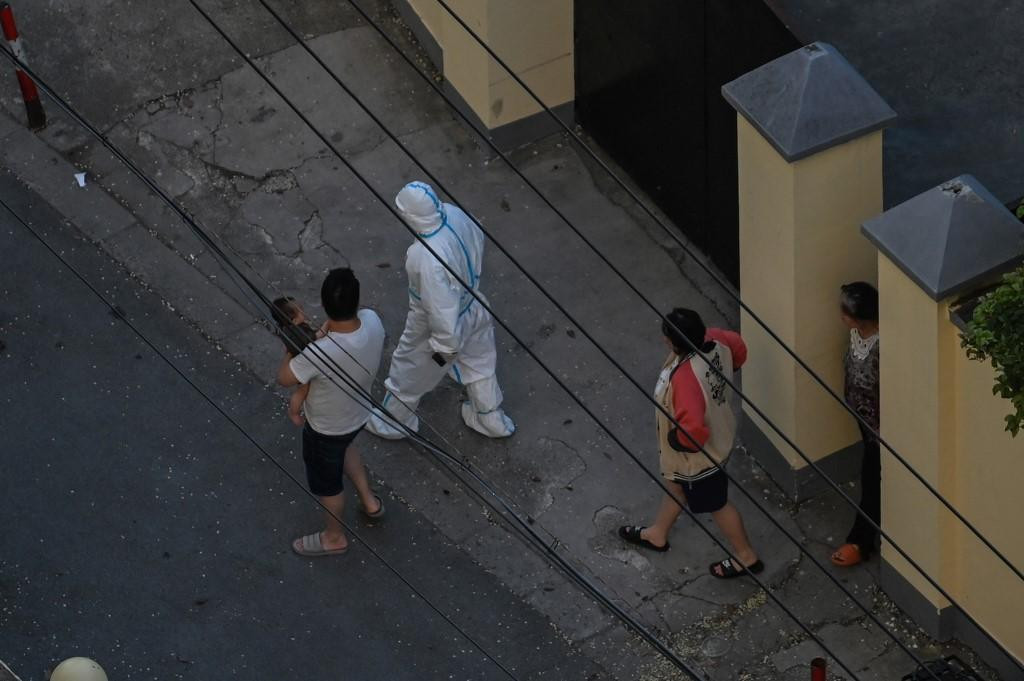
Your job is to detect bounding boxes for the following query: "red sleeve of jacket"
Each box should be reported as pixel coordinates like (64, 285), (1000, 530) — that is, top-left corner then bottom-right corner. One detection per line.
(668, 362), (709, 452)
(706, 328), (747, 371)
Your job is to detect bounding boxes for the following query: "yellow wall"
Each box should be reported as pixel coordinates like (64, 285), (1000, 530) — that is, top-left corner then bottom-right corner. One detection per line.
(878, 255), (959, 609)
(953, 328), (1024, 659)
(484, 0), (573, 128)
(738, 115), (881, 469)
(440, 0), (493, 123)
(878, 253), (1024, 664)
(404, 0), (574, 129)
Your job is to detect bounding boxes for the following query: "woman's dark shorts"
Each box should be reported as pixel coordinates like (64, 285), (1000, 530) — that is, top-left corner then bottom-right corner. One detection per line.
(302, 423), (364, 497)
(679, 468), (729, 513)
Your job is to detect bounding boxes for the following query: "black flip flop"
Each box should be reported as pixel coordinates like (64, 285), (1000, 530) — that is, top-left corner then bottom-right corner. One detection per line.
(618, 525), (670, 552)
(709, 557), (764, 579)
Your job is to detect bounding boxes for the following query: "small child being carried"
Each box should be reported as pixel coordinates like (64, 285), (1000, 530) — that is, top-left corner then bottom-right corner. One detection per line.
(272, 296), (319, 426)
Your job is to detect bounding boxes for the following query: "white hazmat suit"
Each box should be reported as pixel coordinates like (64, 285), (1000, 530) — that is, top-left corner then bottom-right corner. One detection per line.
(366, 182), (515, 439)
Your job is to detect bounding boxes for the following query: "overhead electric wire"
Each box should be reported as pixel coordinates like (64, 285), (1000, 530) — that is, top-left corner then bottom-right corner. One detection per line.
(246, 0), (920, 582)
(244, 299), (712, 681)
(0, 48), (719, 681)
(22, 1), (960, 673)
(0, 47), (716, 681)
(0, 35), (708, 677)
(178, 231), (715, 679)
(426, 0), (1023, 584)
(0, 166), (712, 679)
(0, 24), (980, 677)
(222, 7), (1022, 666)
(0, 194), (521, 681)
(0, 23), (871, 681)
(223, 1), (1017, 671)
(173, 5), (954, 676)
(246, 0), (1022, 665)
(0, 15), (989, 675)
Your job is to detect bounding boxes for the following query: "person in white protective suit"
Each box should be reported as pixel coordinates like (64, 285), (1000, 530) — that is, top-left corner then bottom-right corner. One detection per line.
(366, 181), (516, 439)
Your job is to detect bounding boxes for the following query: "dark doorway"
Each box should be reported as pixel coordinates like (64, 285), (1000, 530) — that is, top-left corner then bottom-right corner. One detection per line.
(575, 1), (799, 285)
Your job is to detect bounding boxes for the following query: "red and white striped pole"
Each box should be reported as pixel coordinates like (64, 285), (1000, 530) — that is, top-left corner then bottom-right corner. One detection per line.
(0, 1), (45, 130)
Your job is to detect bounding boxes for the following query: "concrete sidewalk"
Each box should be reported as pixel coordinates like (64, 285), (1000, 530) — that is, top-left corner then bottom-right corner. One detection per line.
(0, 3), (1005, 679)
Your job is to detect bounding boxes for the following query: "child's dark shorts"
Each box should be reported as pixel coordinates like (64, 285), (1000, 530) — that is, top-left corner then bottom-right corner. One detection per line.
(302, 423), (364, 497)
(676, 468), (729, 514)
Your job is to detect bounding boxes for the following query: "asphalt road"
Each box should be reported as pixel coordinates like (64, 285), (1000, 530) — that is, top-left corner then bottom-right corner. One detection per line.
(0, 173), (607, 681)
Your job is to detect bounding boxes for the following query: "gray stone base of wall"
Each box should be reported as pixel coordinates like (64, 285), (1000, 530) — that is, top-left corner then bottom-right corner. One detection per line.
(739, 412), (863, 502)
(393, 0), (575, 151)
(880, 558), (1022, 680)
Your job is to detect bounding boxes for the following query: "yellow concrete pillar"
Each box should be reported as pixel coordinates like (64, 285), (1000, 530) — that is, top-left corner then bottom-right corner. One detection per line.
(875, 254), (959, 616)
(862, 174), (1024, 673)
(398, 0), (573, 145)
(722, 43), (896, 496)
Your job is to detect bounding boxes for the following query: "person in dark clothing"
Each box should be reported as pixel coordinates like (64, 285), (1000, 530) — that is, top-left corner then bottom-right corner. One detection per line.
(832, 282), (881, 567)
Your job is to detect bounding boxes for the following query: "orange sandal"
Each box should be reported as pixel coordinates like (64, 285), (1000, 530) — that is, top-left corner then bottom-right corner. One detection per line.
(831, 543), (863, 567)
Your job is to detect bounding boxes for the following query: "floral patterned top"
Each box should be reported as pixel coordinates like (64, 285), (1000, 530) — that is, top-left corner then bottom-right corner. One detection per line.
(844, 329), (880, 437)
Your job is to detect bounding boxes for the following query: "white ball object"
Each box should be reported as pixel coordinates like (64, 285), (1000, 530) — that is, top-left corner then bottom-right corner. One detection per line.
(50, 658), (108, 681)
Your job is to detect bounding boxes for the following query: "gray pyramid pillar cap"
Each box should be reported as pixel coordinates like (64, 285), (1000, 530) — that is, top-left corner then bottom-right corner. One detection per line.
(861, 175), (1024, 301)
(722, 42), (896, 162)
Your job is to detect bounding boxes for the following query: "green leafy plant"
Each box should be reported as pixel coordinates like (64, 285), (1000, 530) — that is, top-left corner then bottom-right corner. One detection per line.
(1017, 198), (1024, 220)
(961, 265), (1024, 436)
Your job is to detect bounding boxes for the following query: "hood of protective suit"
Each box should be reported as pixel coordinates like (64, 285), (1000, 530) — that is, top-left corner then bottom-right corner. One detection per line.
(395, 181), (445, 234)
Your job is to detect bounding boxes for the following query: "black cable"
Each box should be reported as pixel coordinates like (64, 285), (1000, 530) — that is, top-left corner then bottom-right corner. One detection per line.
(244, 2), (1023, 667)
(232, 2), (1016, 672)
(0, 46), (714, 680)
(5, 17), (866, 678)
(255, 308), (711, 681)
(235, 6), (1022, 664)
(0, 23), (973, 676)
(0, 40), (716, 678)
(0, 31), (958, 679)
(0, 194), (521, 681)
(182, 4), (1024, 673)
(1, 187), (712, 681)
(228, 262), (710, 677)
(176, 5), (918, 677)
(426, 0), (1023, 584)
(248, 0), (914, 580)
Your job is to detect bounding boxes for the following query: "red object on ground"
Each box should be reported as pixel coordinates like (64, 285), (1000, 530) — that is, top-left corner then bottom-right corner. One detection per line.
(0, 1), (46, 129)
(811, 657), (827, 681)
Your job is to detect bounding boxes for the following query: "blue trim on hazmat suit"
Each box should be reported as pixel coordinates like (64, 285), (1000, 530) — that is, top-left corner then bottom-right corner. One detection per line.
(367, 182), (515, 439)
